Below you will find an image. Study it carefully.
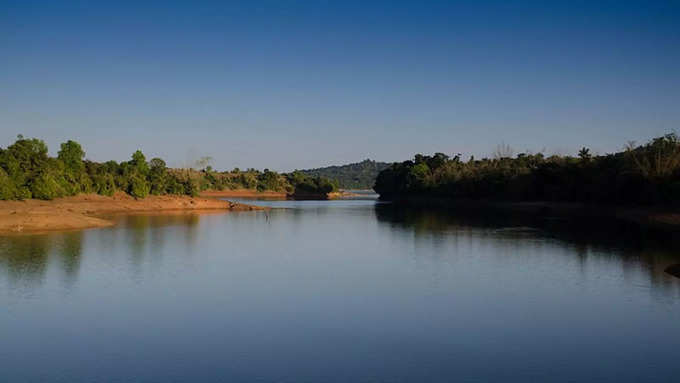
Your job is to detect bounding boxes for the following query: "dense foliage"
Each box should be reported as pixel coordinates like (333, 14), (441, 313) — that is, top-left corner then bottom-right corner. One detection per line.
(0, 136), (337, 200)
(300, 159), (390, 189)
(172, 167), (337, 196)
(286, 171), (338, 196)
(374, 134), (680, 206)
(0, 135), (202, 200)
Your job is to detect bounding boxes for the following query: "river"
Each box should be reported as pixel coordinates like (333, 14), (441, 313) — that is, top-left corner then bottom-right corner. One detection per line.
(1, 196), (679, 382)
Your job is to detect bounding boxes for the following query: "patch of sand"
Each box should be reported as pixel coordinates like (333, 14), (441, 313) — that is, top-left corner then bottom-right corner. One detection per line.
(0, 192), (265, 235)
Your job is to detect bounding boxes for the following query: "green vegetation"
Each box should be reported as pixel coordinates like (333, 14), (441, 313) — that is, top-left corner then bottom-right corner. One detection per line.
(0, 135), (338, 200)
(179, 167), (338, 197)
(286, 171), (338, 196)
(374, 134), (680, 206)
(300, 159), (390, 189)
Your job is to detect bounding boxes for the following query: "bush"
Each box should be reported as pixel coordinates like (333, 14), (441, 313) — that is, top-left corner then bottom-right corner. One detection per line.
(0, 168), (17, 200)
(128, 175), (150, 198)
(31, 172), (65, 200)
(165, 176), (185, 195)
(183, 178), (200, 197)
(93, 174), (116, 196)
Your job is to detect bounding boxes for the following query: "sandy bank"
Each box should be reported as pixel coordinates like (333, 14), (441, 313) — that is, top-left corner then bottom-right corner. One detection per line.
(0, 193), (264, 235)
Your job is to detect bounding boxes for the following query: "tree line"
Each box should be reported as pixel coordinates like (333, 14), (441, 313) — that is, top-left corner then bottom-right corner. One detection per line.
(0, 136), (337, 200)
(182, 166), (338, 196)
(374, 134), (680, 206)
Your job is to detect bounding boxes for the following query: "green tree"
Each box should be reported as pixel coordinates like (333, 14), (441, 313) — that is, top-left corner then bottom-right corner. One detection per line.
(183, 178), (200, 197)
(31, 171), (65, 200)
(93, 174), (116, 196)
(257, 169), (282, 191)
(58, 140), (85, 174)
(0, 168), (17, 200)
(128, 174), (150, 198)
(129, 150), (149, 176)
(406, 162), (430, 191)
(124, 150), (150, 198)
(1, 136), (49, 197)
(149, 158), (168, 195)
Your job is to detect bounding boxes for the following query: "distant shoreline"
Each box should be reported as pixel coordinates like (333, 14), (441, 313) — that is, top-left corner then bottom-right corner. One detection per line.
(200, 189), (361, 200)
(0, 192), (265, 235)
(200, 189), (288, 199)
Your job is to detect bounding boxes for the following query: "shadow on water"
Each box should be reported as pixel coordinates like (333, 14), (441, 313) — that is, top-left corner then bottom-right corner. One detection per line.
(374, 203), (680, 285)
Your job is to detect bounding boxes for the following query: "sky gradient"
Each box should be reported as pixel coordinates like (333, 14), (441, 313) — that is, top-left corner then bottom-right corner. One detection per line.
(1, 1), (679, 171)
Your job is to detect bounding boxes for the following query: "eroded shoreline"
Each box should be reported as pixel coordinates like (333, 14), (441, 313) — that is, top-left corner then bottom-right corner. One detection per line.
(0, 193), (265, 235)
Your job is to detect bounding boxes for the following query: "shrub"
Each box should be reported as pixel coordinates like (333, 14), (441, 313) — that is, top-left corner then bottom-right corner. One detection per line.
(93, 174), (116, 196)
(183, 178), (200, 197)
(31, 172), (65, 200)
(128, 175), (150, 198)
(0, 168), (17, 200)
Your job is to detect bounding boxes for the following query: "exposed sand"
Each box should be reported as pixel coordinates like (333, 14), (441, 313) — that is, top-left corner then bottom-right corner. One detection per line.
(0, 192), (265, 235)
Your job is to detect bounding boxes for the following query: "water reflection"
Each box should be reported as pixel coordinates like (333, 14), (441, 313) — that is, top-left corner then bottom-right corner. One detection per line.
(1, 202), (679, 382)
(0, 231), (86, 295)
(0, 235), (51, 286)
(2, 206), (678, 295)
(57, 232), (83, 289)
(374, 204), (680, 294)
(114, 213), (201, 255)
(0, 213), (208, 292)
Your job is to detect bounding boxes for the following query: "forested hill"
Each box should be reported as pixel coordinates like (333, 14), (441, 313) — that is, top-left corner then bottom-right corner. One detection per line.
(300, 159), (391, 189)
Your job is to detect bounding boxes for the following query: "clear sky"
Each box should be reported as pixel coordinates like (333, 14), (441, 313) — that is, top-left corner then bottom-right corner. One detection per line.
(1, 1), (679, 171)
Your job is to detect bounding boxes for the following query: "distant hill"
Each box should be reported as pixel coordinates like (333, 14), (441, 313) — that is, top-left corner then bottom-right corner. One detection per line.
(300, 159), (391, 190)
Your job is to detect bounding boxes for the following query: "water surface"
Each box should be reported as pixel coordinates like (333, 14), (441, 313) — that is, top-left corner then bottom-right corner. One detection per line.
(1, 198), (679, 382)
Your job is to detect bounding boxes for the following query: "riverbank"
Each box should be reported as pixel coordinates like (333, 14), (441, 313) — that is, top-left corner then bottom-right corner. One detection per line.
(380, 196), (680, 232)
(200, 189), (288, 199)
(201, 189), (360, 200)
(0, 193), (264, 235)
(328, 191), (362, 199)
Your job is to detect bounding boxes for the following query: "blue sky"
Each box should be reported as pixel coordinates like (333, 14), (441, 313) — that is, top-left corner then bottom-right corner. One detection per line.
(1, 1), (679, 170)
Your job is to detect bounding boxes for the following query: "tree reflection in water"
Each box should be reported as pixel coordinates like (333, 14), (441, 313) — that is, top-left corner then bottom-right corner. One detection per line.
(374, 204), (680, 294)
(0, 212), (205, 291)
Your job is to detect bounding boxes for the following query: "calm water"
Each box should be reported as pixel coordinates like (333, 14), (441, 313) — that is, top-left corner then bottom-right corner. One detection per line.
(1, 197), (679, 383)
